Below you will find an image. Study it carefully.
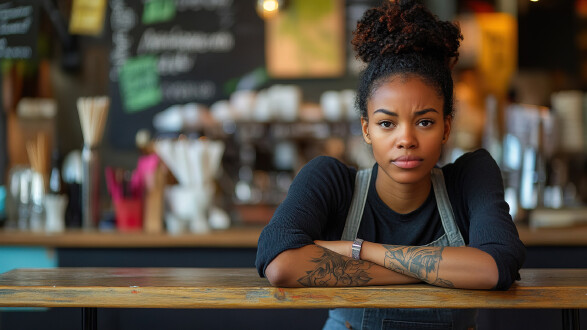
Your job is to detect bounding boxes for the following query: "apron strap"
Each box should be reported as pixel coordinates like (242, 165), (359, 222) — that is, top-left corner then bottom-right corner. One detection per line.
(341, 168), (372, 241)
(430, 168), (465, 246)
(340, 167), (465, 247)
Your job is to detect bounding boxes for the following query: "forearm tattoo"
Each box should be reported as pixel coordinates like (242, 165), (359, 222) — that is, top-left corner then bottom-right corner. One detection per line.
(297, 247), (373, 287)
(382, 245), (454, 288)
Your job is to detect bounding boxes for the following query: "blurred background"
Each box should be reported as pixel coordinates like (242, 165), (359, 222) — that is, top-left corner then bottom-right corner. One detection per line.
(0, 0), (586, 329)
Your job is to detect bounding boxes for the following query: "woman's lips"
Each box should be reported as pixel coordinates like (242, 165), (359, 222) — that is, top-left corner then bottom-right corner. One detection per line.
(392, 156), (423, 169)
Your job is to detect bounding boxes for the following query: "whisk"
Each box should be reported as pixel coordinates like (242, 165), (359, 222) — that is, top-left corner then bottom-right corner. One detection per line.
(77, 96), (110, 147)
(26, 132), (49, 186)
(25, 132), (50, 231)
(77, 96), (110, 229)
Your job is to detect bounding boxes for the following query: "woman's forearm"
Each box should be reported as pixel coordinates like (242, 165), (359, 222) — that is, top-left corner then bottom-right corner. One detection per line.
(361, 242), (499, 289)
(265, 244), (420, 287)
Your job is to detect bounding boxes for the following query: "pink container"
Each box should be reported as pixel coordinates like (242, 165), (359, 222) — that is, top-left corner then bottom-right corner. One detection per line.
(114, 198), (143, 232)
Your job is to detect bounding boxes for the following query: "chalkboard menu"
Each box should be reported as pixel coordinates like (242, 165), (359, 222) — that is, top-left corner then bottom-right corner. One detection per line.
(0, 0), (39, 60)
(108, 0), (265, 149)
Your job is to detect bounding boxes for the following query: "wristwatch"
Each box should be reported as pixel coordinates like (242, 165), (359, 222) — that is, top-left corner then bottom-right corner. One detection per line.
(351, 238), (364, 260)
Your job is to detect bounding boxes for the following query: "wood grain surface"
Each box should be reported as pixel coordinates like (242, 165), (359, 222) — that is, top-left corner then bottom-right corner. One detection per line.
(0, 268), (585, 309)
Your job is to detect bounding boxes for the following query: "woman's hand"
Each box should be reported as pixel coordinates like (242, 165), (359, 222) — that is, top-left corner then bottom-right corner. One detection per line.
(314, 240), (353, 258)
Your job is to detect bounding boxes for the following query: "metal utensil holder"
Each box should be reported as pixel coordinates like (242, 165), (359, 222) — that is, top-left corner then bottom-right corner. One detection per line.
(82, 145), (100, 229)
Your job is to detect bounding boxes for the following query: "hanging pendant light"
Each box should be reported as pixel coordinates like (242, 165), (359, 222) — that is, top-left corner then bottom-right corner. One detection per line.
(256, 0), (283, 19)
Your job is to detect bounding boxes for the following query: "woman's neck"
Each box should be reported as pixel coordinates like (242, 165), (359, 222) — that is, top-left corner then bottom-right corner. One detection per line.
(375, 168), (432, 214)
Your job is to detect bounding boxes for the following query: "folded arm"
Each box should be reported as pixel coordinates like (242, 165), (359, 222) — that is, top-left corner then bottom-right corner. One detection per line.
(265, 244), (421, 287)
(316, 240), (499, 289)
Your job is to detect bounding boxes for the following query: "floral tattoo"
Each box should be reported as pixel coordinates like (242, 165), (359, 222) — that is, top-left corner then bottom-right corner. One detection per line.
(297, 248), (373, 287)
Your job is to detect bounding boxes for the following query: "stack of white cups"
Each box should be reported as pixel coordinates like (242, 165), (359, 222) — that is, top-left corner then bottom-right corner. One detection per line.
(320, 89), (360, 122)
(551, 90), (584, 153)
(154, 138), (228, 234)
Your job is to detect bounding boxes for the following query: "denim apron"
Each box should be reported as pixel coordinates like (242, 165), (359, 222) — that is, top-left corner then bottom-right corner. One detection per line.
(323, 168), (477, 330)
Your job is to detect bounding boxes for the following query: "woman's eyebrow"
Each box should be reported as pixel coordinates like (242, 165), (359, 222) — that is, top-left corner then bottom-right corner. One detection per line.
(373, 108), (439, 116)
(414, 108), (439, 116)
(373, 109), (397, 116)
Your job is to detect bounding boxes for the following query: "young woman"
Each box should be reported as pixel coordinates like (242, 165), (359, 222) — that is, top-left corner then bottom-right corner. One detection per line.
(255, 1), (526, 329)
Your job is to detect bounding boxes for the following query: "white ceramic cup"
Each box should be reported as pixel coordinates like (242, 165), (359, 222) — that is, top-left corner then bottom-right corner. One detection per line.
(44, 194), (68, 233)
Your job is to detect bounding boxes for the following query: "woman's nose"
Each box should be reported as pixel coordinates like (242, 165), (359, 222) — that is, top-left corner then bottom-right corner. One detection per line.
(396, 125), (417, 149)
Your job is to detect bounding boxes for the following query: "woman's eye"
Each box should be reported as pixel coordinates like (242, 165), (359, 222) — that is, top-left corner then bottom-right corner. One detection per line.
(378, 121), (394, 128)
(418, 120), (434, 127)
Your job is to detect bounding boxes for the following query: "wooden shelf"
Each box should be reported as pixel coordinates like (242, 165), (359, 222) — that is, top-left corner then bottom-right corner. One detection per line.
(0, 226), (263, 248)
(516, 223), (587, 246)
(0, 224), (586, 248)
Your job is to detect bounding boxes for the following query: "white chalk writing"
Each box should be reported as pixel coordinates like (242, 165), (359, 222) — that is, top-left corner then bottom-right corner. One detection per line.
(0, 37), (31, 58)
(109, 0), (136, 81)
(0, 16), (31, 35)
(137, 27), (234, 54)
(175, 0), (233, 11)
(158, 52), (196, 76)
(162, 80), (216, 102)
(0, 5), (32, 21)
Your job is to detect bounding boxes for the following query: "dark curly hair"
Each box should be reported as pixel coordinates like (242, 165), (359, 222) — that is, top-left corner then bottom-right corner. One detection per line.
(351, 0), (463, 119)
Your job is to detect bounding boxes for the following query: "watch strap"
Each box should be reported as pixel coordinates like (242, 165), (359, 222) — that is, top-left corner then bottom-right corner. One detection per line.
(351, 238), (364, 260)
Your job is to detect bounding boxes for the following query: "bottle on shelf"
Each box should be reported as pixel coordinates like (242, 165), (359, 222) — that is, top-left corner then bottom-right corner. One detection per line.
(49, 148), (63, 195)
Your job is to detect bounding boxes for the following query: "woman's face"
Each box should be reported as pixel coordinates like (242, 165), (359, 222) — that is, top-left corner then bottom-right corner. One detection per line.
(362, 75), (451, 185)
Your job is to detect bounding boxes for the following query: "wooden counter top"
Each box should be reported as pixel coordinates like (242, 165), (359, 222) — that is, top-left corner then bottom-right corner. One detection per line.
(0, 268), (585, 309)
(0, 224), (586, 248)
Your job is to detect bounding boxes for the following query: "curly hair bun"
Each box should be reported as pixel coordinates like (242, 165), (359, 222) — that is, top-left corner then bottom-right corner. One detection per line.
(352, 0), (462, 65)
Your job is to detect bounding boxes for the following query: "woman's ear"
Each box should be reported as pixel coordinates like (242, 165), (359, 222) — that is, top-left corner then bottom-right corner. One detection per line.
(442, 116), (452, 144)
(361, 117), (372, 144)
